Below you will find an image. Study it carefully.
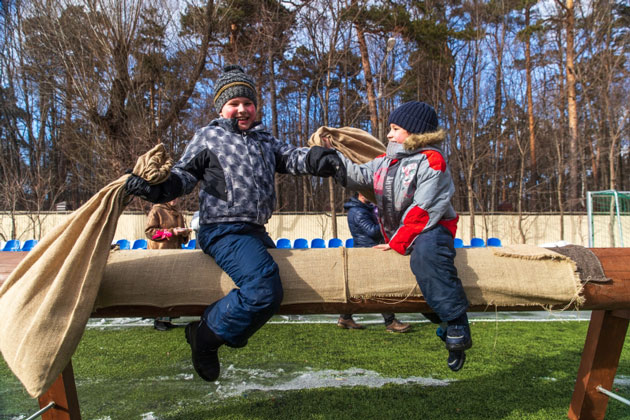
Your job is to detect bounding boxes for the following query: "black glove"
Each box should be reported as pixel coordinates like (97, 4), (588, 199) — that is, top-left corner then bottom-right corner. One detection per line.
(125, 174), (160, 202)
(124, 173), (184, 203)
(306, 146), (346, 185)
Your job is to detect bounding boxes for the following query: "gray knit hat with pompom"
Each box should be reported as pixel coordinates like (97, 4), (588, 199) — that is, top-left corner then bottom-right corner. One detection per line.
(213, 65), (257, 113)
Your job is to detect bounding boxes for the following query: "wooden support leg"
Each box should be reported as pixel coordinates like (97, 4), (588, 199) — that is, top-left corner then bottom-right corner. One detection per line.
(38, 361), (81, 420)
(568, 309), (630, 420)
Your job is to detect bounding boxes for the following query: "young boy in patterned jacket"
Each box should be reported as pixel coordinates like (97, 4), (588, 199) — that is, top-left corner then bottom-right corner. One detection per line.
(334, 101), (472, 371)
(125, 65), (341, 381)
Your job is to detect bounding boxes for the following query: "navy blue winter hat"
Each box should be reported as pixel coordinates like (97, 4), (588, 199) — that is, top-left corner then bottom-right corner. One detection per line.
(388, 101), (438, 134)
(213, 65), (257, 113)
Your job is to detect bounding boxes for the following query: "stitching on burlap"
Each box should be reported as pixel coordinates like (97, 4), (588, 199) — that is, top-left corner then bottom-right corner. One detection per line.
(352, 285), (421, 304)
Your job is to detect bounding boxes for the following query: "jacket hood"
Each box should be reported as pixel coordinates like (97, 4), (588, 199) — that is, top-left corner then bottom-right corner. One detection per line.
(344, 196), (374, 211)
(403, 129), (446, 151)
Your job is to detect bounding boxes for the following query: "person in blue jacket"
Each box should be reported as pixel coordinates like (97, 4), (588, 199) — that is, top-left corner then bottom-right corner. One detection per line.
(125, 65), (342, 382)
(338, 193), (411, 333)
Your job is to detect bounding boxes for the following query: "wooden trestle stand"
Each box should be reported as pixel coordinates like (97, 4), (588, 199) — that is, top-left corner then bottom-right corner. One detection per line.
(1, 248), (629, 420)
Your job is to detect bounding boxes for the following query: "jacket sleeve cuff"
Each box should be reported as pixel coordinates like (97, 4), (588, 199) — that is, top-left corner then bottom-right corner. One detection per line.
(388, 236), (409, 255)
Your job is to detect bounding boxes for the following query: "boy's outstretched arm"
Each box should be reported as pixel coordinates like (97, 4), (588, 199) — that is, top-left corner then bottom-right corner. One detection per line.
(305, 146), (346, 184)
(125, 173), (184, 203)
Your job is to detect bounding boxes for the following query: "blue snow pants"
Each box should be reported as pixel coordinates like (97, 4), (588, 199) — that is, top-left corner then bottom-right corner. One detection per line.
(197, 222), (282, 348)
(409, 225), (469, 323)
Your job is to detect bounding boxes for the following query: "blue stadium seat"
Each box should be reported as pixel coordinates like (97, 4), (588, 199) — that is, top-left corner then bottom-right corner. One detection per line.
(21, 239), (38, 251)
(470, 237), (485, 247)
(454, 238), (464, 249)
(116, 239), (131, 250)
(311, 238), (326, 248)
(345, 238), (354, 248)
(132, 239), (148, 250)
(487, 237), (502, 247)
(2, 240), (21, 252)
(182, 239), (197, 249)
(276, 238), (291, 249)
(293, 238), (308, 249)
(328, 238), (343, 248)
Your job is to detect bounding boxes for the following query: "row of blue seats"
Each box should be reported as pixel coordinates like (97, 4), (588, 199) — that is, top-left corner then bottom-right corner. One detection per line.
(114, 238), (197, 250)
(1, 238), (199, 252)
(277, 237), (501, 250)
(1, 239), (38, 252)
(119, 238), (351, 250)
(276, 238), (353, 249)
(4, 236), (501, 252)
(454, 237), (502, 248)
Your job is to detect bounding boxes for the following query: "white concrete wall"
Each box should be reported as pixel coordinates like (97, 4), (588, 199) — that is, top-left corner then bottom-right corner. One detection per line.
(3, 211), (628, 247)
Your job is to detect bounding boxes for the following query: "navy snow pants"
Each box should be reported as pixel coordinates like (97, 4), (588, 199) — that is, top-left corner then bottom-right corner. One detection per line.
(409, 225), (469, 323)
(197, 222), (282, 348)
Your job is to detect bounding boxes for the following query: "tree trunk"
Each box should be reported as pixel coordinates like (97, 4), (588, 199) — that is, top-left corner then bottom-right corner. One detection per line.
(355, 25), (378, 135)
(268, 51), (282, 211)
(565, 0), (579, 210)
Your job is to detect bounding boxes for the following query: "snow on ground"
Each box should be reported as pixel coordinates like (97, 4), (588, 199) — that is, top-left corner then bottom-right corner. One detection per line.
(212, 366), (451, 399)
(86, 311), (592, 329)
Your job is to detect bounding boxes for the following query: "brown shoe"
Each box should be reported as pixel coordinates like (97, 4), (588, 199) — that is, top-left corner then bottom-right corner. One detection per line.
(386, 319), (412, 333)
(337, 316), (365, 329)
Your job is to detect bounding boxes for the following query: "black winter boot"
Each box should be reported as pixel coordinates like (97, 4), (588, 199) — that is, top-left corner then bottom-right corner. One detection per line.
(185, 321), (224, 382)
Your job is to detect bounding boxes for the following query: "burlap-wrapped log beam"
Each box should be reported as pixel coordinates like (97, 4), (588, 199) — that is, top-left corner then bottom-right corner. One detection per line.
(1, 248), (629, 420)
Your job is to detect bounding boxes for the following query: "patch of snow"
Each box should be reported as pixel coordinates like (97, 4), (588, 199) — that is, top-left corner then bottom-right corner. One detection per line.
(613, 376), (630, 386)
(212, 367), (451, 399)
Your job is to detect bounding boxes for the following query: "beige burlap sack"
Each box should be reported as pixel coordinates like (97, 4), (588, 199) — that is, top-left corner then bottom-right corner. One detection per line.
(0, 144), (172, 397)
(308, 126), (385, 164)
(346, 245), (584, 307)
(95, 248), (348, 309)
(93, 245), (583, 311)
(309, 126), (385, 202)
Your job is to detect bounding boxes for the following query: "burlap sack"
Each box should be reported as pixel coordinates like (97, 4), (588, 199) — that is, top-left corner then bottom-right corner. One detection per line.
(345, 246), (584, 307)
(308, 126), (385, 202)
(0, 143), (172, 397)
(93, 245), (583, 311)
(308, 126), (385, 164)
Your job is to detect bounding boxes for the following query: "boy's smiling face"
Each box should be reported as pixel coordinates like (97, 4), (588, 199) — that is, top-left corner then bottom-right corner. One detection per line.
(220, 97), (257, 130)
(387, 123), (410, 144)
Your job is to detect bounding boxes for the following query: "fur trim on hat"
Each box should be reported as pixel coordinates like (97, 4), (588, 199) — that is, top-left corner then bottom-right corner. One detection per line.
(403, 129), (446, 151)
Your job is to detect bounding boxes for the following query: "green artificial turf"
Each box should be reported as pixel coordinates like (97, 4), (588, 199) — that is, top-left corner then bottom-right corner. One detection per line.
(2, 320), (630, 419)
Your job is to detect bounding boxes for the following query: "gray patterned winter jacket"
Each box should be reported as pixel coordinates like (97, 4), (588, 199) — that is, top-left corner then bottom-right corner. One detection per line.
(338, 129), (459, 255)
(171, 118), (310, 226)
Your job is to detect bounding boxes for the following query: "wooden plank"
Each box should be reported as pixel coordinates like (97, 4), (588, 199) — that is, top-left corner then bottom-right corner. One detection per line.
(0, 251), (26, 283)
(38, 362), (81, 420)
(568, 310), (629, 420)
(583, 249), (630, 310)
(569, 249), (630, 420)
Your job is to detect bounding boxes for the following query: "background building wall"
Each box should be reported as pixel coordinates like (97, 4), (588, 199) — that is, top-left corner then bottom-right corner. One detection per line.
(2, 212), (628, 247)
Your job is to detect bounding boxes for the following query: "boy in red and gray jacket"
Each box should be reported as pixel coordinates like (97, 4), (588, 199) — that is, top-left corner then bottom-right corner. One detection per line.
(335, 101), (472, 371)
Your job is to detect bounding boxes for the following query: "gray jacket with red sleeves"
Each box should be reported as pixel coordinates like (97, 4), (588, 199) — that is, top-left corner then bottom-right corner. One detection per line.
(337, 129), (459, 255)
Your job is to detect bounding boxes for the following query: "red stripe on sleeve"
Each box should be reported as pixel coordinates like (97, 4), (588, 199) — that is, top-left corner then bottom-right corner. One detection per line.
(388, 206), (429, 254)
(438, 214), (459, 237)
(422, 150), (446, 172)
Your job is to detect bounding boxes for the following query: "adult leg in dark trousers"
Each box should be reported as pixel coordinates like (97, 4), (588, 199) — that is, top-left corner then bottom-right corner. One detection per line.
(383, 312), (412, 333)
